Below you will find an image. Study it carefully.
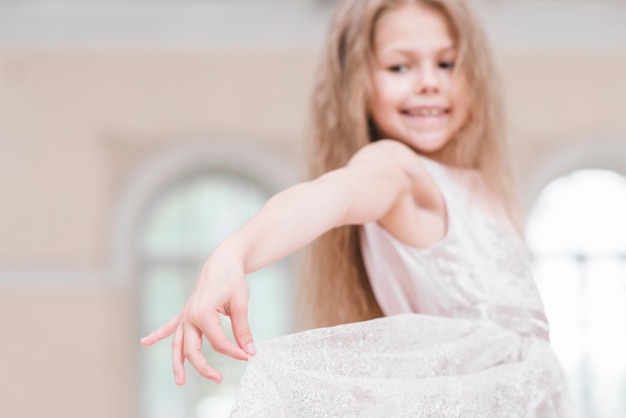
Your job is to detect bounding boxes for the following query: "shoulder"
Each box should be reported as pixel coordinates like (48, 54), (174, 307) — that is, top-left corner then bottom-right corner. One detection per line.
(349, 139), (421, 166)
(348, 140), (433, 182)
(348, 141), (449, 247)
(349, 140), (443, 205)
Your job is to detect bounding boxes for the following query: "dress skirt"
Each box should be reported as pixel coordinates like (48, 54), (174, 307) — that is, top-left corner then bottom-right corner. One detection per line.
(229, 314), (573, 417)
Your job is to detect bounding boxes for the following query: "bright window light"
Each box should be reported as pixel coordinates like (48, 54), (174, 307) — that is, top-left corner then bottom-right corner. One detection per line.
(526, 169), (626, 418)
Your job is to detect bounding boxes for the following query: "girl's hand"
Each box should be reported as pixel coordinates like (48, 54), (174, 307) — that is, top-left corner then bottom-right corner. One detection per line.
(140, 257), (255, 385)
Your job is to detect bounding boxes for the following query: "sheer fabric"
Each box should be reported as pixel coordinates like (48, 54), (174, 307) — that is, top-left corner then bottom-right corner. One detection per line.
(230, 158), (573, 417)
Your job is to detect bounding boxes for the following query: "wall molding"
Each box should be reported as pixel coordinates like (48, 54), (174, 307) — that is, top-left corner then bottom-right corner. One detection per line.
(0, 138), (297, 285)
(0, 1), (624, 52)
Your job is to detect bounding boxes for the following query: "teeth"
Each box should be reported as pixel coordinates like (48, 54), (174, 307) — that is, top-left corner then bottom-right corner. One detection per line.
(407, 108), (444, 117)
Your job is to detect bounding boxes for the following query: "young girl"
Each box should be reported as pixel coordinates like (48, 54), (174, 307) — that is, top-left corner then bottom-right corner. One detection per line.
(142, 0), (573, 415)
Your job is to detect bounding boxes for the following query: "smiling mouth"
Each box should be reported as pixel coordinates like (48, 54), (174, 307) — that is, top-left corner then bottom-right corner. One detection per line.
(402, 107), (450, 117)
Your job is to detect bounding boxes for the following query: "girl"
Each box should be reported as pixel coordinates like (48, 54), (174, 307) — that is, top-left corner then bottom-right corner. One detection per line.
(143, 0), (573, 415)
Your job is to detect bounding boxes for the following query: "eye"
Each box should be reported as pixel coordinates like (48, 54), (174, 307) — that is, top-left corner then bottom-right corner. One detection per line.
(388, 64), (410, 73)
(439, 61), (455, 70)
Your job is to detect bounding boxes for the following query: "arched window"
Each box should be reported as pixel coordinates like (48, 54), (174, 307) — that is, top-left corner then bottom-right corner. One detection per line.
(526, 169), (626, 418)
(138, 172), (294, 417)
(119, 141), (297, 418)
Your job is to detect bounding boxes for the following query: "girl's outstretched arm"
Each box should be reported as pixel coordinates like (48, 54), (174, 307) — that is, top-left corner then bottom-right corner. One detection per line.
(140, 140), (424, 385)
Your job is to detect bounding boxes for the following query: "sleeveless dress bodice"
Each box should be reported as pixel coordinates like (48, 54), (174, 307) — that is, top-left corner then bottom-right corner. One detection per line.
(361, 158), (549, 339)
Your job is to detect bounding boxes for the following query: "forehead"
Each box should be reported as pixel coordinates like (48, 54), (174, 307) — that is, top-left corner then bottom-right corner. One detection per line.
(373, 3), (455, 53)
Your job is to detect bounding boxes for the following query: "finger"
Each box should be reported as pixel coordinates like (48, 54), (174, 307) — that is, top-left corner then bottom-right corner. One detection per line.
(141, 311), (182, 346)
(171, 322), (186, 386)
(197, 309), (248, 361)
(183, 325), (223, 383)
(229, 290), (255, 356)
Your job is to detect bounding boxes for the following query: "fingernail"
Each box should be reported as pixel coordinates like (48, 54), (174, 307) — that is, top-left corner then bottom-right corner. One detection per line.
(246, 343), (256, 355)
(175, 374), (180, 385)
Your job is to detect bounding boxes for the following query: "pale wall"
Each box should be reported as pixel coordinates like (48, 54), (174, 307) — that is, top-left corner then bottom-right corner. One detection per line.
(0, 46), (317, 418)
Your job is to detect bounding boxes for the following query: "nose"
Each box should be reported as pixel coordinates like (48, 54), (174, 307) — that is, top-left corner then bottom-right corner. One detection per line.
(416, 62), (440, 94)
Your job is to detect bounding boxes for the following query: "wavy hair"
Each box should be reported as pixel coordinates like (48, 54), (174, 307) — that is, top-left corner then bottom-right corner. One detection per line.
(297, 0), (519, 330)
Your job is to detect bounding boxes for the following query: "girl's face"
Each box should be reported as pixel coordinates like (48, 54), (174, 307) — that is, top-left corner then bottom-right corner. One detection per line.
(368, 2), (470, 155)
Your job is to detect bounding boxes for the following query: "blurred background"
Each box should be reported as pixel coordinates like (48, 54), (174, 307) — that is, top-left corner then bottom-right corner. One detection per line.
(0, 0), (625, 417)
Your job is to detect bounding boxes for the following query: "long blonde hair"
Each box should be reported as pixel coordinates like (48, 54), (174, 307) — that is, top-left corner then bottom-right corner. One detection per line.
(297, 0), (519, 330)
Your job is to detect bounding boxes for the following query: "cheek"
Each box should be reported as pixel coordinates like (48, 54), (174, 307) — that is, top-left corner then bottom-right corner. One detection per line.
(369, 80), (399, 136)
(449, 81), (471, 121)
(450, 88), (466, 111)
(373, 74), (410, 108)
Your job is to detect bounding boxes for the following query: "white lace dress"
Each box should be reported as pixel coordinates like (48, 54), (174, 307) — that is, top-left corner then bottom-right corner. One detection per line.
(229, 159), (573, 417)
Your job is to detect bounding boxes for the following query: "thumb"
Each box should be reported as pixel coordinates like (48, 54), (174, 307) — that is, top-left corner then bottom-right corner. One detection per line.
(229, 289), (255, 356)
